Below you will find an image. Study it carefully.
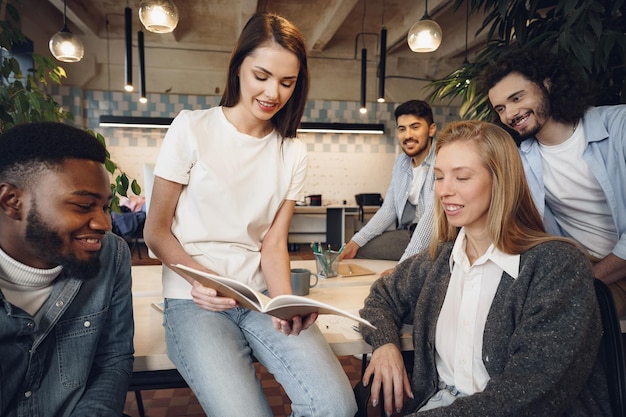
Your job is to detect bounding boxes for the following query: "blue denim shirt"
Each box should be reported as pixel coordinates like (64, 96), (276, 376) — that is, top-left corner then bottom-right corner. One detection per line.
(352, 143), (436, 262)
(520, 105), (626, 260)
(0, 233), (134, 417)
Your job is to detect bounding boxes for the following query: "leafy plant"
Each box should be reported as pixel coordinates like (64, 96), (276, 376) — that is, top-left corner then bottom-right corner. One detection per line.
(426, 0), (626, 120)
(0, 1), (140, 211)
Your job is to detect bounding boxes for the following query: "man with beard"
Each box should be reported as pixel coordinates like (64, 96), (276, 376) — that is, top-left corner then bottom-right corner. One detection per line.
(340, 100), (437, 266)
(480, 47), (626, 316)
(0, 122), (134, 417)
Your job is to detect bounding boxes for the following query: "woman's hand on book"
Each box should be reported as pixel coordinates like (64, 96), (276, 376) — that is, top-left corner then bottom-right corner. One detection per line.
(191, 280), (238, 311)
(272, 312), (318, 336)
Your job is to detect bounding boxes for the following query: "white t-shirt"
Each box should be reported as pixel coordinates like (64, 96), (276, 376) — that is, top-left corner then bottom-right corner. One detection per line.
(539, 121), (618, 258)
(154, 107), (308, 298)
(408, 164), (426, 223)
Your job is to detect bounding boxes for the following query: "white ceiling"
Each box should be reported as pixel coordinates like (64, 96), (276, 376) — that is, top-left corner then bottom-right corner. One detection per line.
(18, 0), (488, 103)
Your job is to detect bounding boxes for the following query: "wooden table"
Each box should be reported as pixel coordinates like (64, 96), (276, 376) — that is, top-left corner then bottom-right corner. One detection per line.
(131, 258), (400, 373)
(129, 259), (412, 416)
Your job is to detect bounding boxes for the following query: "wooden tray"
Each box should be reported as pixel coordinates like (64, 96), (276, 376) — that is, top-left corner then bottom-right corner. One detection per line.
(338, 263), (375, 277)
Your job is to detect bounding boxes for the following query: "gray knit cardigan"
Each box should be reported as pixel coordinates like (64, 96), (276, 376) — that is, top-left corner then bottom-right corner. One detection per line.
(360, 240), (612, 416)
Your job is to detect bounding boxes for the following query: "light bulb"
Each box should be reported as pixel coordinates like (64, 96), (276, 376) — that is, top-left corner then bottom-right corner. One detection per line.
(49, 28), (84, 62)
(139, 0), (179, 33)
(407, 19), (442, 53)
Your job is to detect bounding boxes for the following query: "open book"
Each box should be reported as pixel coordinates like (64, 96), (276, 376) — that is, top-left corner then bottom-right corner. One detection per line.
(171, 264), (375, 329)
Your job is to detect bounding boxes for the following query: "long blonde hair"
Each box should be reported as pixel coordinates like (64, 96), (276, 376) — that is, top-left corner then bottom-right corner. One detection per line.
(430, 120), (573, 257)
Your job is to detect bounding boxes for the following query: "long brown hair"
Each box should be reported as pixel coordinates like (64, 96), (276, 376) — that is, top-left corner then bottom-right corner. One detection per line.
(430, 120), (574, 257)
(219, 12), (309, 138)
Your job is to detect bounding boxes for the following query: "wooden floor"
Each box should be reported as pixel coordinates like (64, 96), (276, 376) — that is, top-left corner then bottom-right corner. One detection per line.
(126, 243), (379, 416)
(123, 356), (371, 417)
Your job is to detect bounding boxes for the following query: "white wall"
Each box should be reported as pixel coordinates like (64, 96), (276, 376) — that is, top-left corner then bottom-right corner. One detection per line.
(53, 87), (460, 206)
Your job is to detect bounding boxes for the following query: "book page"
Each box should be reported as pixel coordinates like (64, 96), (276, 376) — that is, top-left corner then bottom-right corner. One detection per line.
(265, 295), (375, 329)
(170, 264), (374, 329)
(170, 264), (271, 313)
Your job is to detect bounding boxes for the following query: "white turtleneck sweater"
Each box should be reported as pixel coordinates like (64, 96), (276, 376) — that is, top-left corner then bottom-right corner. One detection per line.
(0, 247), (62, 318)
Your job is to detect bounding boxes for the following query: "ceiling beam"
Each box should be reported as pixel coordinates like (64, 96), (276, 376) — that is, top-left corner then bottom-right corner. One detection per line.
(47, 0), (101, 36)
(309, 0), (359, 52)
(239, 0), (259, 34)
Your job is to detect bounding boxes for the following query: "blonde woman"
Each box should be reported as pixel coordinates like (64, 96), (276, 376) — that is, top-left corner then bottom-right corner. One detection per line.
(359, 121), (610, 416)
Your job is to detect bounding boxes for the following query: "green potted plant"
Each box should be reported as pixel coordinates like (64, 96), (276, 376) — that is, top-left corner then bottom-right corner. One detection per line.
(426, 0), (626, 120)
(0, 0), (140, 210)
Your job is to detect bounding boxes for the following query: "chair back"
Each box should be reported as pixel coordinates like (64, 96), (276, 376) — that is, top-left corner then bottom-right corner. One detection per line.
(594, 278), (626, 417)
(355, 193), (383, 223)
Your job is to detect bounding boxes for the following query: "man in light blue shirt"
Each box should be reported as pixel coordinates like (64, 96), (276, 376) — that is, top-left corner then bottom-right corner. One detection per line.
(341, 100), (437, 264)
(481, 47), (626, 316)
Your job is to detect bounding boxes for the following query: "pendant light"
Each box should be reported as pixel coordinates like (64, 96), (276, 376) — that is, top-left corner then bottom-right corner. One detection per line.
(124, 7), (133, 92)
(360, 47), (367, 114)
(407, 0), (442, 53)
(358, 0), (368, 114)
(138, 30), (147, 103)
(377, 0), (386, 103)
(139, 0), (179, 34)
(49, 0), (84, 62)
(377, 26), (387, 103)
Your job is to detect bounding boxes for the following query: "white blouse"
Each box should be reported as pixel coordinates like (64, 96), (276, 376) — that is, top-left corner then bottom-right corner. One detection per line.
(434, 228), (520, 395)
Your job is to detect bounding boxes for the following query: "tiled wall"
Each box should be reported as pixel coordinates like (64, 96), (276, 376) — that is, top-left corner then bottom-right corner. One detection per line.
(52, 86), (460, 206)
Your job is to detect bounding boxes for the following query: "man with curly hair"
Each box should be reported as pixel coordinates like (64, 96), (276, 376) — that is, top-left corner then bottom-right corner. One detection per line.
(480, 47), (626, 316)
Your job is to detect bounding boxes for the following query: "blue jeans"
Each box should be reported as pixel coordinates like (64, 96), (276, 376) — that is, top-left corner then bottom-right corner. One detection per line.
(163, 299), (357, 417)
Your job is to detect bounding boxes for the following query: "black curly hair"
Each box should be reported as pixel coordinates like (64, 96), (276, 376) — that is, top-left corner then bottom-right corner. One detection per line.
(478, 47), (596, 124)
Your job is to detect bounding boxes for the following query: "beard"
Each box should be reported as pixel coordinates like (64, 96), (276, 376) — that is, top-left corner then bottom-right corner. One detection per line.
(517, 90), (552, 140)
(402, 137), (431, 159)
(25, 202), (101, 278)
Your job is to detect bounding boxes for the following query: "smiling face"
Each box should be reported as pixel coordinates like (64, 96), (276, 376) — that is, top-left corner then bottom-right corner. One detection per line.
(19, 159), (113, 272)
(235, 42), (300, 129)
(488, 72), (552, 140)
(434, 141), (493, 235)
(396, 114), (436, 164)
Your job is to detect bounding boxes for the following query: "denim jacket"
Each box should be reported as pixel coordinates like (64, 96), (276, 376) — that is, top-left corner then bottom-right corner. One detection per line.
(0, 233), (134, 417)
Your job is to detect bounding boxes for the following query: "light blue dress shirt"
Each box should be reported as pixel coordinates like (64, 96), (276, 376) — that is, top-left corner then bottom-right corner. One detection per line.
(352, 143), (436, 263)
(520, 105), (626, 260)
